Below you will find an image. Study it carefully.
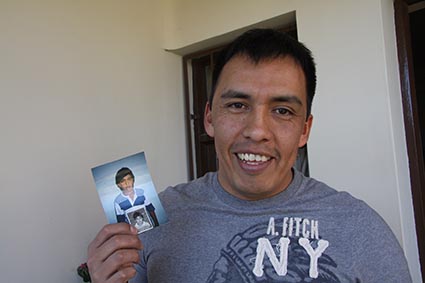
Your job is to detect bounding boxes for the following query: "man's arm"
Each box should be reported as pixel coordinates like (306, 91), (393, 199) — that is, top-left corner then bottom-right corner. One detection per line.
(87, 223), (142, 283)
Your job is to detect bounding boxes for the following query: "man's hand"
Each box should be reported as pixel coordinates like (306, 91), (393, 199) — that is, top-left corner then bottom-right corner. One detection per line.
(87, 223), (142, 283)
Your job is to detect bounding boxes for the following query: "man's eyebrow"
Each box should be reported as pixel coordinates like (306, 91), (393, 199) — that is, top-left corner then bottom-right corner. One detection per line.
(272, 95), (303, 106)
(220, 90), (250, 100)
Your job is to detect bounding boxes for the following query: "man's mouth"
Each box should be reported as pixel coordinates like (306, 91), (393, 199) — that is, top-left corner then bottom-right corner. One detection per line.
(236, 153), (271, 163)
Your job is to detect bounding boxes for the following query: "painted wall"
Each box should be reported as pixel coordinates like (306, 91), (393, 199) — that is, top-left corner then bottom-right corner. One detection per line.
(0, 1), (187, 282)
(164, 0), (421, 281)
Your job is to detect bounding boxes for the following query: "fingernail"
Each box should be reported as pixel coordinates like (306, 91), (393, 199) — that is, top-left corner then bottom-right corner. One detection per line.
(130, 225), (138, 234)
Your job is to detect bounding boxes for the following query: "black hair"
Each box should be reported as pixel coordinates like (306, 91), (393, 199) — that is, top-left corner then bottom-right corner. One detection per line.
(133, 211), (143, 220)
(210, 28), (316, 118)
(115, 167), (134, 184)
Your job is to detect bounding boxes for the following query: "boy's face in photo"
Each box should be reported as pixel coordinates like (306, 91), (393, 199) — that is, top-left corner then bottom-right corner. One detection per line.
(135, 215), (144, 225)
(205, 55), (312, 201)
(117, 174), (134, 195)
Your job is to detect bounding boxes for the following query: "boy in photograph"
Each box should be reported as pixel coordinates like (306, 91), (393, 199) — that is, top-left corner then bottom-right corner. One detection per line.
(114, 167), (159, 226)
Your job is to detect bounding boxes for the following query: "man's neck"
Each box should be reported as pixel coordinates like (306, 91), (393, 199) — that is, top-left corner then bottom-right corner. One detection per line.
(123, 189), (135, 200)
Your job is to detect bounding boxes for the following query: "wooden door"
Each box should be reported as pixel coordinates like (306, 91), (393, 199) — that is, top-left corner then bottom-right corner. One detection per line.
(191, 54), (218, 178)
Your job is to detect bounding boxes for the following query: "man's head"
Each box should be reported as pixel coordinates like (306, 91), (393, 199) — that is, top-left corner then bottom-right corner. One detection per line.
(210, 28), (316, 119)
(204, 29), (315, 201)
(115, 167), (135, 194)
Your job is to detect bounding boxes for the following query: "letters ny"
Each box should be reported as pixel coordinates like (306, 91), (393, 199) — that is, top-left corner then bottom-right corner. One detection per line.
(253, 237), (329, 279)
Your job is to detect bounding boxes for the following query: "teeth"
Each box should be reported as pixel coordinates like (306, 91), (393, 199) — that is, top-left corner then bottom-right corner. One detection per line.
(237, 153), (271, 162)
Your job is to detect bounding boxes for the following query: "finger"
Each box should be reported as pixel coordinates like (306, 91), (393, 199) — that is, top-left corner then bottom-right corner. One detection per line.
(89, 223), (137, 253)
(108, 266), (137, 283)
(91, 249), (140, 282)
(105, 249), (140, 272)
(87, 225), (141, 283)
(101, 234), (142, 261)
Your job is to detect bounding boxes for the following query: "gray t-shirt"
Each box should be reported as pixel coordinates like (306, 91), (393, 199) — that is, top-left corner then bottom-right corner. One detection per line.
(132, 170), (411, 282)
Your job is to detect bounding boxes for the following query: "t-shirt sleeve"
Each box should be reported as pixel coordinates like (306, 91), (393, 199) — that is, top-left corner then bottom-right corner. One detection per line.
(114, 201), (124, 216)
(129, 248), (148, 283)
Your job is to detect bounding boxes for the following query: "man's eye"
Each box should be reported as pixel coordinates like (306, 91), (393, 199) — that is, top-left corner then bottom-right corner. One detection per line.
(274, 107), (292, 115)
(229, 102), (245, 109)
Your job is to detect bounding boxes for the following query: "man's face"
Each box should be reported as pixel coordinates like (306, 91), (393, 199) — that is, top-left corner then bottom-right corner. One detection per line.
(117, 174), (134, 195)
(204, 55), (312, 201)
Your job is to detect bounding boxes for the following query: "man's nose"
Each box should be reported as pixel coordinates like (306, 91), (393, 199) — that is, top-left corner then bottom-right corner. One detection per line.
(242, 107), (272, 142)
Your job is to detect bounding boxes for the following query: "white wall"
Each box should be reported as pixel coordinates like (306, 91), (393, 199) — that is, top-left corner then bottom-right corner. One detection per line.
(0, 1), (187, 282)
(164, 0), (421, 281)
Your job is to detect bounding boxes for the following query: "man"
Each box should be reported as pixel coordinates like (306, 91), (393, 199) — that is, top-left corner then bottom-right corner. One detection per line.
(88, 29), (411, 282)
(114, 167), (159, 226)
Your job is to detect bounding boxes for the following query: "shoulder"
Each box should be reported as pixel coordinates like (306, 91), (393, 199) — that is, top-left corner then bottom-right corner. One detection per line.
(300, 173), (397, 234)
(113, 193), (125, 203)
(293, 173), (394, 231)
(158, 172), (217, 210)
(297, 174), (366, 208)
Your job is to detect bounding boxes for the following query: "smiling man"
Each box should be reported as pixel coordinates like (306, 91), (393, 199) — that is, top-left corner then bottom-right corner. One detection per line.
(87, 29), (411, 283)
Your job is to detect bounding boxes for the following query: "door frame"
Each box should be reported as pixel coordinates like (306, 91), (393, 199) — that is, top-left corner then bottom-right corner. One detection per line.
(183, 46), (223, 180)
(394, 0), (425, 278)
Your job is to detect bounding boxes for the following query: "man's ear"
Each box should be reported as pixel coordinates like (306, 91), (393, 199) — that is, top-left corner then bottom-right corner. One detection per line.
(204, 102), (214, 138)
(298, 115), (313, 148)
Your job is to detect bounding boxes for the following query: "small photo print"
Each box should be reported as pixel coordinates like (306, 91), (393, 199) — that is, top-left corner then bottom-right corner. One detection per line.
(91, 151), (168, 233)
(126, 206), (153, 234)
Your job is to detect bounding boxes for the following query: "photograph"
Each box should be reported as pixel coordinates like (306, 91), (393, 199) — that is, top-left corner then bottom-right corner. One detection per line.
(91, 151), (168, 228)
(126, 205), (153, 233)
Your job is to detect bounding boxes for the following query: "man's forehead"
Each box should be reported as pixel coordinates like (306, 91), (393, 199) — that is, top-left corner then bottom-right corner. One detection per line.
(219, 56), (305, 87)
(220, 89), (303, 105)
(224, 53), (297, 68)
(219, 55), (303, 81)
(211, 58), (307, 115)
